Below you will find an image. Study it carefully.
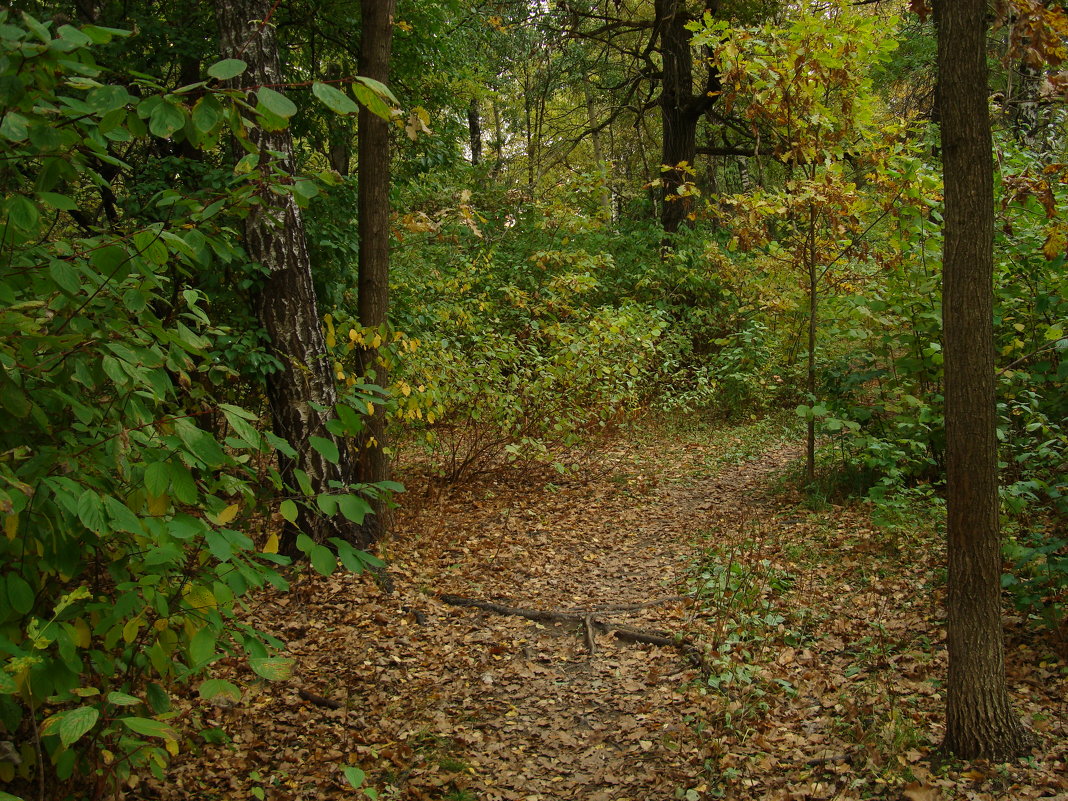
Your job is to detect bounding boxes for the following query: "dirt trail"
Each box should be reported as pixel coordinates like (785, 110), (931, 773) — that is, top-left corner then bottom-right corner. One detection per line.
(150, 429), (1068, 801)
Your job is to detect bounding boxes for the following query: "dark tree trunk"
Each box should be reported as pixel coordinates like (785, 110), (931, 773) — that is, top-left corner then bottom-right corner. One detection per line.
(656, 0), (719, 239)
(356, 0), (396, 543)
(935, 0), (1032, 761)
(468, 98), (482, 166)
(215, 0), (366, 552)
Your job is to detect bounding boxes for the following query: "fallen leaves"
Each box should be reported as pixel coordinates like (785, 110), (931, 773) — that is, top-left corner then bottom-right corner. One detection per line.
(140, 421), (1068, 801)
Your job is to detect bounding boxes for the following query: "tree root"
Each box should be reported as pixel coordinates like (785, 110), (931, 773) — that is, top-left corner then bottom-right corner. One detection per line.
(439, 593), (703, 668)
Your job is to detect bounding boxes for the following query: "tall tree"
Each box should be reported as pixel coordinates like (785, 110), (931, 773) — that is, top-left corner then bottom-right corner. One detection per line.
(656, 0), (720, 236)
(215, 0), (368, 551)
(356, 0), (397, 540)
(935, 0), (1032, 760)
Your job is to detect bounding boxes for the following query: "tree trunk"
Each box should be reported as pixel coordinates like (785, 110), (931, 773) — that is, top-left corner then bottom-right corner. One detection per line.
(356, 0), (396, 543)
(215, 0), (366, 552)
(468, 98), (482, 166)
(656, 0), (719, 239)
(935, 0), (1031, 761)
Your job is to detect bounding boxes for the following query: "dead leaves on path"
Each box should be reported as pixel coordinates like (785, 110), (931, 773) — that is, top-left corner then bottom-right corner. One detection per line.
(144, 426), (1068, 801)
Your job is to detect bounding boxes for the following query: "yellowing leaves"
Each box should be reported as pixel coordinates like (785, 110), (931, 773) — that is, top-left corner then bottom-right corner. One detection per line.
(182, 584), (217, 611)
(404, 106), (432, 141)
(210, 503), (240, 525)
(263, 532), (280, 554)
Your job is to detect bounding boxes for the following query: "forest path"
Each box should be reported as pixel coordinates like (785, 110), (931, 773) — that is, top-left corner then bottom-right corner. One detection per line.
(151, 418), (1068, 801)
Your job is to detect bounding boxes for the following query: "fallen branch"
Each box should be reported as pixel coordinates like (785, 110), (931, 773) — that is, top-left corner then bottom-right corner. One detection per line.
(439, 593), (703, 668)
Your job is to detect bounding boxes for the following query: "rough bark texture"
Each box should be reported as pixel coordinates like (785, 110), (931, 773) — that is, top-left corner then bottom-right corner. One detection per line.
(468, 98), (482, 166)
(656, 0), (719, 238)
(215, 0), (366, 552)
(356, 0), (397, 543)
(935, 0), (1031, 761)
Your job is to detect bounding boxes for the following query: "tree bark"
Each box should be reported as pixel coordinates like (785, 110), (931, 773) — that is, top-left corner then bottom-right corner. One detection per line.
(468, 98), (482, 166)
(356, 0), (396, 543)
(935, 0), (1031, 761)
(656, 0), (719, 239)
(215, 0), (365, 552)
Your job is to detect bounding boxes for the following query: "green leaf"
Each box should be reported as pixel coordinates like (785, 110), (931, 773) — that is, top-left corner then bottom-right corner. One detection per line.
(264, 431), (297, 459)
(197, 678), (241, 702)
(249, 657), (294, 682)
(312, 81), (360, 115)
(188, 626), (217, 667)
(354, 75), (399, 105)
(0, 671), (17, 693)
(309, 436), (340, 464)
(77, 490), (105, 531)
(192, 96), (221, 133)
(343, 766), (366, 789)
(59, 706), (99, 747)
(6, 574), (35, 616)
(0, 112), (29, 142)
(256, 87), (297, 119)
(120, 716), (177, 740)
(279, 499), (298, 522)
(144, 462), (170, 496)
(207, 59), (247, 80)
(309, 544), (336, 576)
(352, 81), (393, 121)
(107, 691), (142, 707)
(149, 101), (186, 139)
(104, 495), (142, 534)
(7, 196), (39, 232)
(337, 494), (371, 525)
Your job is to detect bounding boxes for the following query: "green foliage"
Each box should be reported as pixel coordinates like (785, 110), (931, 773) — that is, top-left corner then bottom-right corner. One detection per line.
(0, 14), (392, 798)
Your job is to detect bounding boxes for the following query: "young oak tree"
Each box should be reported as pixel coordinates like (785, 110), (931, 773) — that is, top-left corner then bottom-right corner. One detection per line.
(935, 0), (1033, 760)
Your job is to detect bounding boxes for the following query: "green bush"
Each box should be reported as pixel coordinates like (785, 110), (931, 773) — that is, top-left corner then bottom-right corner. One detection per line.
(0, 16), (384, 798)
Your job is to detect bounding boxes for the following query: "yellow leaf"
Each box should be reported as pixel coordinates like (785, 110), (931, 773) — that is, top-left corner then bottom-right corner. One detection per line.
(263, 532), (279, 554)
(153, 619), (168, 632)
(4, 514), (17, 540)
(182, 585), (217, 611)
(366, 401), (375, 416)
(164, 738), (179, 756)
(147, 493), (168, 516)
(123, 617), (142, 644)
(215, 503), (240, 525)
(72, 617), (92, 648)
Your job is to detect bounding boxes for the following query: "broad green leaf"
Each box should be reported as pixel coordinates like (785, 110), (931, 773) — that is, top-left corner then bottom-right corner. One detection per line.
(188, 626), (217, 667)
(120, 716), (177, 740)
(352, 82), (393, 121)
(58, 706), (99, 747)
(343, 766), (366, 789)
(107, 691), (142, 706)
(256, 87), (297, 119)
(309, 544), (336, 576)
(309, 436), (340, 464)
(312, 81), (360, 115)
(149, 101), (185, 139)
(279, 500), (298, 522)
(144, 462), (170, 497)
(249, 657), (294, 682)
(197, 679), (241, 702)
(337, 494), (371, 525)
(6, 574), (35, 615)
(207, 59), (247, 80)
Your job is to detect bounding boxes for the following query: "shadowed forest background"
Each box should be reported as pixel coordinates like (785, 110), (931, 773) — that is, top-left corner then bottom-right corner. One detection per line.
(0, 0), (1065, 799)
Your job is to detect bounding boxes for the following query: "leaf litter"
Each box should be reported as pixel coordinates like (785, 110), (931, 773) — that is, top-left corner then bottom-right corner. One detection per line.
(144, 420), (1068, 801)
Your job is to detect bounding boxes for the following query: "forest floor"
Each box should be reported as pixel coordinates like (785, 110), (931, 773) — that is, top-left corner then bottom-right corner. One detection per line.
(146, 415), (1068, 801)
